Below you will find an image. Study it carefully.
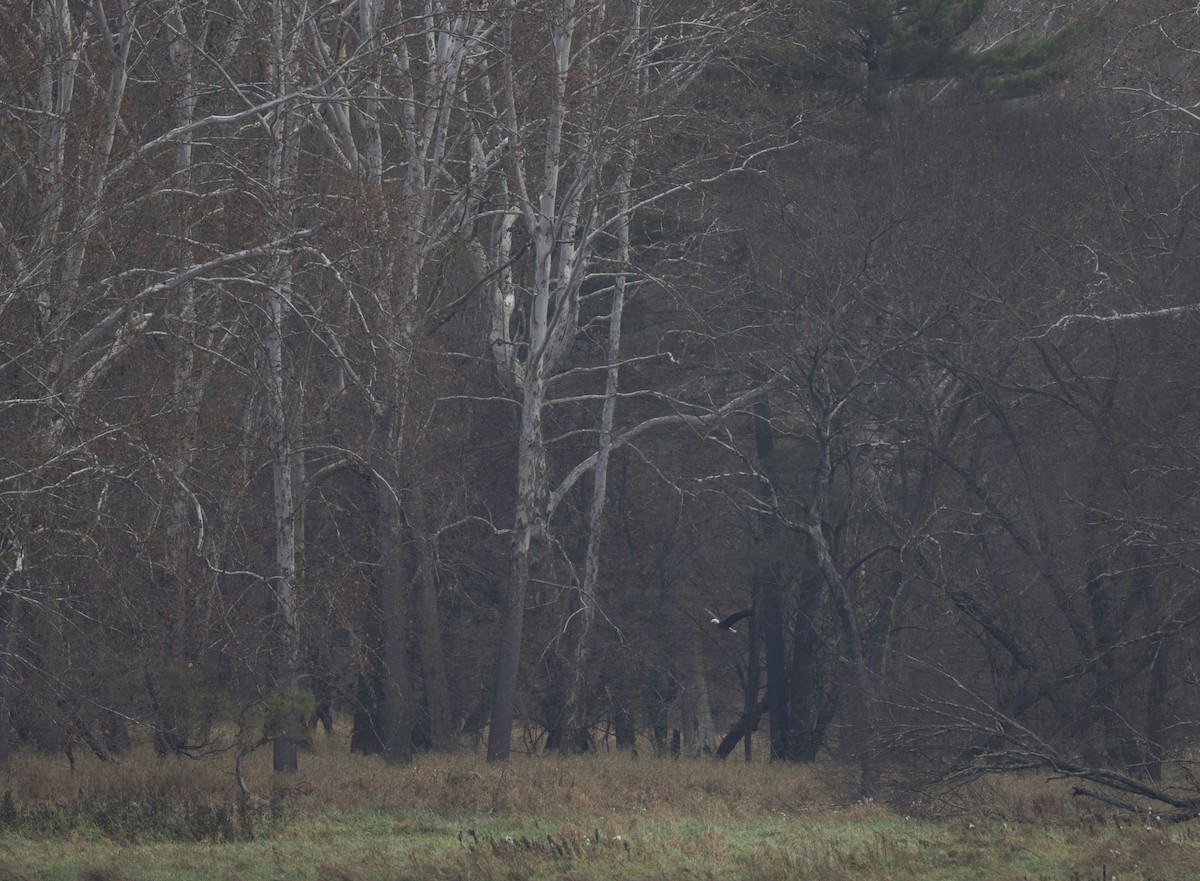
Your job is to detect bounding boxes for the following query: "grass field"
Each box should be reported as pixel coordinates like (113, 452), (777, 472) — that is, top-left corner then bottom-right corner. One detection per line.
(2, 729), (1198, 880)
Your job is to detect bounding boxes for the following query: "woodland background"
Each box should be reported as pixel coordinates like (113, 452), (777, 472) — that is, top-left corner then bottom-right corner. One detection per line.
(1, 0), (1198, 810)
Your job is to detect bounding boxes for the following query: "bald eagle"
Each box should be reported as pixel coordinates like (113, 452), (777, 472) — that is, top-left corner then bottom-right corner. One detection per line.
(709, 608), (752, 634)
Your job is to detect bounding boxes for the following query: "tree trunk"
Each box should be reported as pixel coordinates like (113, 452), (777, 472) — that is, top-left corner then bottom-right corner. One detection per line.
(263, 0), (305, 776)
(0, 569), (18, 768)
(414, 557), (454, 751)
(788, 572), (831, 762)
(760, 565), (789, 761)
(373, 472), (414, 763)
(1145, 635), (1169, 782)
(561, 151), (633, 750)
(754, 395), (789, 760)
(717, 700), (767, 760)
(267, 268), (300, 775)
(743, 607), (762, 761)
(681, 639), (716, 757)
(808, 366), (878, 796)
(350, 622), (384, 758)
(487, 406), (542, 761)
(486, 3), (578, 763)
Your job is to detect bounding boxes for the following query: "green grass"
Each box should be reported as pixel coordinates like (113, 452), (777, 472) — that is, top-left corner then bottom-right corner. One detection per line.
(3, 732), (1200, 880)
(5, 806), (1200, 881)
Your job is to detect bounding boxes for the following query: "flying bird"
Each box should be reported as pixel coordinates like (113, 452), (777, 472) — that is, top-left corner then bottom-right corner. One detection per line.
(708, 607), (752, 633)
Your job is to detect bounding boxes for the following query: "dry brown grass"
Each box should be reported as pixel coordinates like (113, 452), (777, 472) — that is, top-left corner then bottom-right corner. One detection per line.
(0, 724), (847, 821)
(0, 721), (1136, 832)
(946, 772), (1086, 822)
(1, 743), (244, 808)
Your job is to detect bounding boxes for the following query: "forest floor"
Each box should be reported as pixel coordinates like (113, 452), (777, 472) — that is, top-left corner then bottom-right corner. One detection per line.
(2, 728), (1199, 881)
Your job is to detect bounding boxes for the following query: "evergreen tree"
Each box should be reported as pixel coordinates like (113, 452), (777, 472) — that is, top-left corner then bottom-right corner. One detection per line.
(791, 0), (1084, 104)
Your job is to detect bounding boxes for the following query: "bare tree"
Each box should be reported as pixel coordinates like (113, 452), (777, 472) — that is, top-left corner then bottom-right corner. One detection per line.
(476, 0), (782, 762)
(0, 0), (311, 763)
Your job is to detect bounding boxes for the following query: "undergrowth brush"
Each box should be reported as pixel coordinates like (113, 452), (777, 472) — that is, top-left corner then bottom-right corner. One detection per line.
(0, 726), (846, 820)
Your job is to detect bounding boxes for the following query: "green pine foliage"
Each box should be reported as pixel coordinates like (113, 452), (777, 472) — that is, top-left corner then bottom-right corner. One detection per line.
(811, 0), (1085, 103)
